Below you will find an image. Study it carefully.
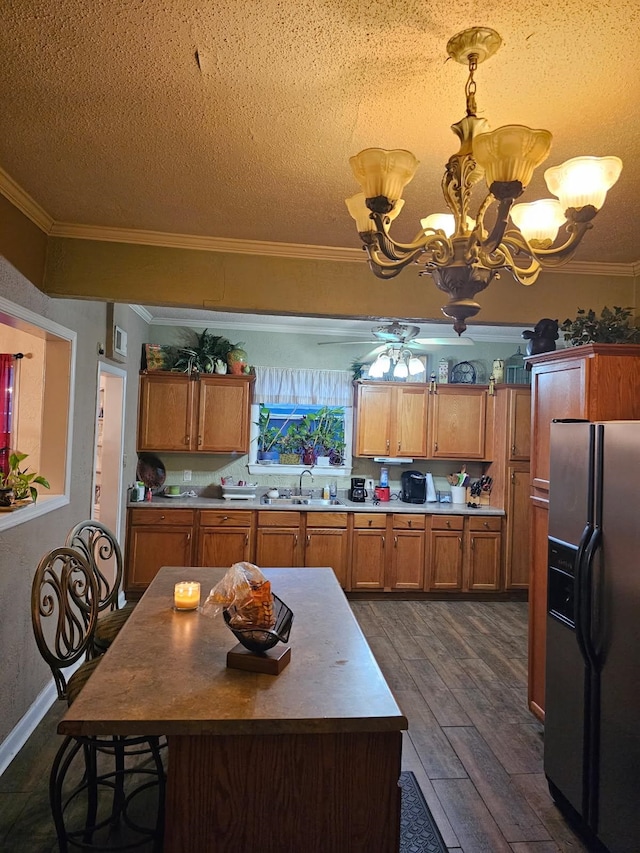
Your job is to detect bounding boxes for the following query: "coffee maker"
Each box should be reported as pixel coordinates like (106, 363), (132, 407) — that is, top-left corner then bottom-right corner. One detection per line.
(349, 477), (367, 502)
(401, 470), (427, 504)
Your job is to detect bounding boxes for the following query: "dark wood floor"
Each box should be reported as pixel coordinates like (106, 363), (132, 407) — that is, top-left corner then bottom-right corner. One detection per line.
(0, 600), (592, 852)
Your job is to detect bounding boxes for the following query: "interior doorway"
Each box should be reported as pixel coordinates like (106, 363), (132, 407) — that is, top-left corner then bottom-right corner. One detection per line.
(93, 363), (126, 541)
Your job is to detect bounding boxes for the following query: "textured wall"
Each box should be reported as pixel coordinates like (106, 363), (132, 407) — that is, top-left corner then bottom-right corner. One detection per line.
(0, 258), (148, 747)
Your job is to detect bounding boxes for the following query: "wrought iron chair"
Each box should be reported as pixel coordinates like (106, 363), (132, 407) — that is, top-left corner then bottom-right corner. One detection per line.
(31, 546), (165, 851)
(65, 520), (136, 655)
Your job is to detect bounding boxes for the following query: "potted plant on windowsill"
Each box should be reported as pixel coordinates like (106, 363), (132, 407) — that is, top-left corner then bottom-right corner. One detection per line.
(0, 450), (50, 507)
(255, 405), (283, 463)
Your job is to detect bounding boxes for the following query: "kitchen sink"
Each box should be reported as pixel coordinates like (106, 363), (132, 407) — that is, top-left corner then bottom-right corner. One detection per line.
(260, 496), (343, 506)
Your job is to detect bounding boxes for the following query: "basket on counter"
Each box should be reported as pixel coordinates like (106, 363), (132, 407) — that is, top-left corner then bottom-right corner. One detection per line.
(223, 594), (294, 653)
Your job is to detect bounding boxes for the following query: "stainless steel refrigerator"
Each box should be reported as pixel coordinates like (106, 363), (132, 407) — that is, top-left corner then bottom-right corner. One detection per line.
(546, 420), (640, 853)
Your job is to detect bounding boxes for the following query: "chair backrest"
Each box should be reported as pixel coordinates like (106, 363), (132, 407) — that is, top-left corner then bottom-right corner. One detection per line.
(65, 520), (124, 612)
(31, 547), (99, 701)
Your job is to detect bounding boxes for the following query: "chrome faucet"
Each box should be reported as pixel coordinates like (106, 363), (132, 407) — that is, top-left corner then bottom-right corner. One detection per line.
(298, 469), (314, 496)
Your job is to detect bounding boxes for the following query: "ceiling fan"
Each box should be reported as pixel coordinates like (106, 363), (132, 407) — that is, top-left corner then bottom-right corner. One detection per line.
(317, 321), (474, 355)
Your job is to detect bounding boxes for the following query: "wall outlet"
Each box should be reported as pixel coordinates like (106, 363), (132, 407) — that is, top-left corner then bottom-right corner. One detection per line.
(183, 470), (192, 482)
(366, 478), (375, 493)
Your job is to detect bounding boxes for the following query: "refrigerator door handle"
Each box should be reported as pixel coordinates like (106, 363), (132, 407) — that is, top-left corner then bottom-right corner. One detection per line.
(574, 523), (593, 663)
(580, 526), (602, 672)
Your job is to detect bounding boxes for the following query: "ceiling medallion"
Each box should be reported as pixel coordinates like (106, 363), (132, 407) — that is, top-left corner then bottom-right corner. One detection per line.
(345, 27), (622, 334)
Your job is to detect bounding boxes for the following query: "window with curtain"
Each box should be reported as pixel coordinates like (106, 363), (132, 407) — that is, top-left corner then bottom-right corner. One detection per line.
(0, 354), (14, 475)
(249, 368), (353, 474)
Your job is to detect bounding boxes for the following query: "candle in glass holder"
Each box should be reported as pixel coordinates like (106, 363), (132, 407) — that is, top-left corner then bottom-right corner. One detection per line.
(174, 581), (201, 611)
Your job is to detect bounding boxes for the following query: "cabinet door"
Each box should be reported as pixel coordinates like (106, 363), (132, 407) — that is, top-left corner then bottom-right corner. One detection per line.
(428, 388), (487, 459)
(198, 377), (252, 453)
(305, 528), (349, 589)
(126, 526), (193, 594)
(197, 528), (252, 566)
(508, 387), (531, 461)
(351, 529), (386, 589)
(354, 385), (393, 457)
(395, 386), (428, 457)
(505, 467), (530, 589)
(138, 374), (194, 452)
(428, 530), (463, 590)
(390, 530), (424, 589)
(256, 529), (303, 567)
(466, 531), (501, 590)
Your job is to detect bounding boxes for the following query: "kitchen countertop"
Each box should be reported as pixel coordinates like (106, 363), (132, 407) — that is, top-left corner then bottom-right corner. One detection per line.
(128, 494), (504, 516)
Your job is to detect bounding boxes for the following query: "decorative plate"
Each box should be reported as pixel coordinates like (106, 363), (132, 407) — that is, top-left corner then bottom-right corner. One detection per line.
(450, 361), (477, 384)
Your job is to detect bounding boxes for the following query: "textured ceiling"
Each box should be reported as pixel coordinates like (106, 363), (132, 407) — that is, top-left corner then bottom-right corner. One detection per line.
(1, 0), (639, 265)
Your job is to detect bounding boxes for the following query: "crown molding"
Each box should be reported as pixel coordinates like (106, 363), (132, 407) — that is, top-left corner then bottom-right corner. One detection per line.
(129, 304), (153, 323)
(0, 176), (636, 276)
(0, 167), (54, 233)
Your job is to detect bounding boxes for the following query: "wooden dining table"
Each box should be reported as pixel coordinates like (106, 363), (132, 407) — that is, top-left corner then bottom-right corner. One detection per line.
(59, 566), (408, 852)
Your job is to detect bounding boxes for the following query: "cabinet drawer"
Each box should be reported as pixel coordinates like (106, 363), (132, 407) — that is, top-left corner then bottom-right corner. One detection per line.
(130, 508), (195, 526)
(392, 514), (425, 530)
(353, 513), (387, 529)
(199, 510), (252, 527)
(431, 515), (464, 531)
(469, 516), (502, 532)
(306, 512), (348, 529)
(257, 511), (302, 527)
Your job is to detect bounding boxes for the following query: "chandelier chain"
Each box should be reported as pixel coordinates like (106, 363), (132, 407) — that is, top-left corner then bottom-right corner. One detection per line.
(465, 55), (478, 116)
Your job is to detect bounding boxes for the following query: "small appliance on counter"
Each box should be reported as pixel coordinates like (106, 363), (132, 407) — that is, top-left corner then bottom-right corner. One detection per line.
(400, 470), (427, 504)
(373, 486), (390, 502)
(349, 477), (367, 502)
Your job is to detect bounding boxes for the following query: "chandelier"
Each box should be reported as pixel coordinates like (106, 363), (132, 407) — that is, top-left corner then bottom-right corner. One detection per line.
(346, 27), (622, 334)
(368, 346), (425, 379)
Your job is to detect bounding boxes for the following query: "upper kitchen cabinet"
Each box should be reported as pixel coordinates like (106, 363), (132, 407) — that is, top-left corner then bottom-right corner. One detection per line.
(508, 386), (531, 461)
(353, 382), (428, 458)
(137, 372), (254, 453)
(427, 386), (488, 460)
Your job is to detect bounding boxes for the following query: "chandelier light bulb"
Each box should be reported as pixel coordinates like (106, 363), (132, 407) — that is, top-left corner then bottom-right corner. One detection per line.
(510, 199), (566, 245)
(421, 213), (475, 237)
(408, 356), (425, 375)
(368, 357), (385, 378)
(544, 156), (623, 211)
(393, 360), (409, 378)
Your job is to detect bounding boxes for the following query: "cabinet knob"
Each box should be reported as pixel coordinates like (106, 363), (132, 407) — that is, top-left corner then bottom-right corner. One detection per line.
(185, 435), (190, 445)
(368, 519), (372, 527)
(511, 471), (515, 484)
(198, 435), (203, 446)
(394, 535), (398, 547)
(294, 534), (298, 547)
(187, 532), (191, 541)
(483, 521), (489, 528)
(408, 520), (412, 528)
(471, 537), (475, 550)
(397, 441), (401, 452)
(458, 536), (462, 548)
(382, 536), (385, 548)
(512, 443), (516, 454)
(386, 439), (390, 451)
(244, 534), (249, 546)
(306, 535), (310, 546)
(160, 515), (165, 520)
(446, 520), (451, 528)
(222, 515), (229, 521)
(434, 442), (438, 452)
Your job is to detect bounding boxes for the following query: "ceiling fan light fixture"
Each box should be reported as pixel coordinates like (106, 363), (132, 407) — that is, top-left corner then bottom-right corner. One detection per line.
(346, 27), (622, 334)
(393, 359), (409, 379)
(408, 356), (425, 375)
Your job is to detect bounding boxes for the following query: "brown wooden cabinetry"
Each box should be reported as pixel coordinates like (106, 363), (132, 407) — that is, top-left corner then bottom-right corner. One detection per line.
(137, 372), (254, 454)
(351, 513), (425, 591)
(504, 466), (530, 589)
(304, 512), (350, 589)
(353, 382), (428, 458)
(426, 514), (501, 592)
(255, 511), (304, 567)
(125, 508), (195, 596)
(427, 386), (488, 460)
(527, 344), (640, 720)
(197, 509), (253, 567)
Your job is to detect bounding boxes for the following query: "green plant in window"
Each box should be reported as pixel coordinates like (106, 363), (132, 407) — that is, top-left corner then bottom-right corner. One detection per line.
(0, 450), (50, 503)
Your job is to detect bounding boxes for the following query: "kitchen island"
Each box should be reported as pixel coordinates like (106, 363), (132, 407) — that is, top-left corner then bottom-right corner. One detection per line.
(59, 566), (407, 852)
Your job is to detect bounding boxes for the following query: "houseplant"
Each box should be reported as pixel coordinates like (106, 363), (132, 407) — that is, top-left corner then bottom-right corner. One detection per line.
(560, 307), (640, 346)
(173, 330), (243, 374)
(255, 405), (283, 463)
(0, 450), (50, 505)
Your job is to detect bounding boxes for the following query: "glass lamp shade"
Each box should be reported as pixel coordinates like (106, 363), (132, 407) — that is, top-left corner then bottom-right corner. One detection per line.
(369, 353), (391, 378)
(544, 156), (623, 211)
(510, 199), (566, 244)
(349, 148), (419, 202)
(345, 193), (404, 232)
(473, 125), (552, 188)
(393, 360), (409, 379)
(420, 213), (475, 237)
(408, 356), (425, 375)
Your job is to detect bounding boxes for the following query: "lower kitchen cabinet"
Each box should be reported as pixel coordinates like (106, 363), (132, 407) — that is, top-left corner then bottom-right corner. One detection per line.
(255, 511), (304, 567)
(351, 514), (425, 591)
(196, 509), (253, 566)
(466, 516), (502, 590)
(428, 516), (464, 590)
(304, 512), (350, 588)
(125, 508), (195, 596)
(427, 515), (502, 592)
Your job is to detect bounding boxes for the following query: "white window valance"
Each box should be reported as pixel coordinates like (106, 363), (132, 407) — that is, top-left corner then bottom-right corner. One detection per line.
(254, 367), (352, 406)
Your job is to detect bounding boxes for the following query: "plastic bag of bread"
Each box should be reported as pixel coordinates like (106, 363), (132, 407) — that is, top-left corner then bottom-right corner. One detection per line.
(200, 562), (275, 629)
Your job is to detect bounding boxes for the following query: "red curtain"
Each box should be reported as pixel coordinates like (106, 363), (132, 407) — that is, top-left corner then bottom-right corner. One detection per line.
(0, 354), (13, 474)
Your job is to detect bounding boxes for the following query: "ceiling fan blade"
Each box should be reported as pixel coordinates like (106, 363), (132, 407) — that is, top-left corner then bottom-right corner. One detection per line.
(412, 337), (474, 346)
(317, 339), (380, 346)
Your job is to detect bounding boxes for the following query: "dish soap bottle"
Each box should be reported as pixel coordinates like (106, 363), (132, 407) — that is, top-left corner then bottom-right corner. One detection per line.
(322, 483), (330, 500)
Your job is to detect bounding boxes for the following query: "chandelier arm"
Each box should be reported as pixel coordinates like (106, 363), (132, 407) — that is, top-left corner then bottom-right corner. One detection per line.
(365, 243), (426, 276)
(527, 220), (594, 266)
(370, 213), (448, 254)
(478, 197), (514, 253)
